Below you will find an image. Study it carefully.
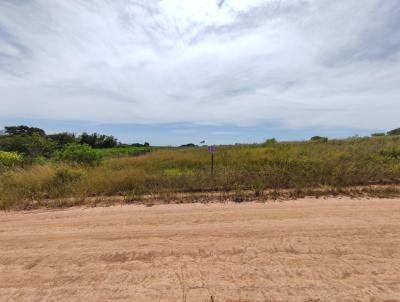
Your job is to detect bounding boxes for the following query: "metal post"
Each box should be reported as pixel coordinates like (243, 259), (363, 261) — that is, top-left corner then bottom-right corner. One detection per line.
(211, 152), (214, 177)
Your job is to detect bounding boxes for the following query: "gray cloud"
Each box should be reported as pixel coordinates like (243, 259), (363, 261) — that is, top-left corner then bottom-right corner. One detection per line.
(0, 0), (399, 130)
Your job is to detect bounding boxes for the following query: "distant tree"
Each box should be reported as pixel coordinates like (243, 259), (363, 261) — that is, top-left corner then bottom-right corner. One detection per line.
(310, 136), (328, 142)
(371, 132), (386, 137)
(78, 132), (117, 148)
(48, 132), (77, 148)
(98, 134), (118, 148)
(79, 132), (97, 147)
(0, 134), (56, 157)
(264, 138), (277, 145)
(387, 128), (400, 136)
(5, 125), (46, 137)
(144, 142), (150, 147)
(179, 143), (197, 148)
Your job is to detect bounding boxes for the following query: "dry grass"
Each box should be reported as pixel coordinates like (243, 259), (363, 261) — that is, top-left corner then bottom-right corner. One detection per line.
(1, 136), (400, 210)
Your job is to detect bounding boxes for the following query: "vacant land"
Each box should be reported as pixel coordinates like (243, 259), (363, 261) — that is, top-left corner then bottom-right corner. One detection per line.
(1, 197), (400, 301)
(2, 136), (400, 210)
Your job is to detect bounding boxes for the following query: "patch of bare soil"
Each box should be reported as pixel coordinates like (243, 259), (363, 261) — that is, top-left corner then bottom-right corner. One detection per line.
(1, 197), (400, 301)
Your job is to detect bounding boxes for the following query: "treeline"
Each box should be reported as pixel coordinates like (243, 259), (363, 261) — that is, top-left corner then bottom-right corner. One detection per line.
(0, 125), (148, 158)
(372, 128), (400, 137)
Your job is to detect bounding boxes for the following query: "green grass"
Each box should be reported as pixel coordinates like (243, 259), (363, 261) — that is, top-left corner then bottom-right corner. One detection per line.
(1, 136), (400, 209)
(94, 146), (162, 157)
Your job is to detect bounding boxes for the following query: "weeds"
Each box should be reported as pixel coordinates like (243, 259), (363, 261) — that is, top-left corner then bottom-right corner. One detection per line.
(2, 136), (400, 209)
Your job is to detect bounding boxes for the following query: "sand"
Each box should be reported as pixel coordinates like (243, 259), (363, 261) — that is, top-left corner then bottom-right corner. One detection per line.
(1, 197), (400, 302)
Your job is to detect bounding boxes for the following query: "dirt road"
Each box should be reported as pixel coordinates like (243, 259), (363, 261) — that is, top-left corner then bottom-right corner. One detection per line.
(1, 198), (400, 302)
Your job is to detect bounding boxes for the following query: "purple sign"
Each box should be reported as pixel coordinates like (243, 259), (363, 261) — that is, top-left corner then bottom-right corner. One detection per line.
(208, 146), (217, 153)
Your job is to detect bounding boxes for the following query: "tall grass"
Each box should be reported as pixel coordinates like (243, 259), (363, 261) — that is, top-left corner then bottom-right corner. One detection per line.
(1, 136), (400, 209)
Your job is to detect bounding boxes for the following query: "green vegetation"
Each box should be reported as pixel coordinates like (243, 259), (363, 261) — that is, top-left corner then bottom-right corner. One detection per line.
(310, 136), (328, 142)
(56, 143), (103, 166)
(95, 145), (156, 157)
(0, 133), (56, 158)
(388, 128), (400, 136)
(371, 132), (386, 137)
(0, 151), (23, 169)
(1, 130), (400, 209)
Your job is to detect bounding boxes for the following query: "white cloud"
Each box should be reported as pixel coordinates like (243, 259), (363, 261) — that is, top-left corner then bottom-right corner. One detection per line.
(0, 0), (399, 130)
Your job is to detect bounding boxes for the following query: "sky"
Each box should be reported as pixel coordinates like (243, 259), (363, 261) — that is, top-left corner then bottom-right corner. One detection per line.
(0, 0), (399, 145)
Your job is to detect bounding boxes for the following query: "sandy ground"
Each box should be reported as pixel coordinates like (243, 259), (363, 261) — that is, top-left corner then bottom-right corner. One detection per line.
(1, 198), (400, 302)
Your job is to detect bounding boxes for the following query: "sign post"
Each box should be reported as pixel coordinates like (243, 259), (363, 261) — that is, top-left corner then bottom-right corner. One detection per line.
(208, 146), (217, 178)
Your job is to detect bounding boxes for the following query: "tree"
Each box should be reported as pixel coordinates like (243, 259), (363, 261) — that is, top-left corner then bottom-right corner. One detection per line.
(5, 125), (46, 136)
(97, 134), (118, 148)
(144, 142), (150, 147)
(78, 132), (117, 148)
(179, 143), (197, 148)
(79, 132), (98, 147)
(371, 132), (386, 137)
(387, 128), (400, 136)
(0, 134), (56, 157)
(263, 138), (277, 145)
(310, 136), (328, 142)
(48, 132), (77, 148)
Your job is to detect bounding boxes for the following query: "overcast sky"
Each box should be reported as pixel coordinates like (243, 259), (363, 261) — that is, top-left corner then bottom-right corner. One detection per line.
(0, 0), (399, 145)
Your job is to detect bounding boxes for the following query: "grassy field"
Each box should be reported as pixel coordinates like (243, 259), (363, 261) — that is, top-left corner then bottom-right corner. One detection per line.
(94, 146), (160, 157)
(1, 136), (400, 209)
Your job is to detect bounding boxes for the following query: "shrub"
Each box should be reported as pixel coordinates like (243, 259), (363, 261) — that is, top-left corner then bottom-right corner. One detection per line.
(0, 151), (23, 168)
(57, 143), (102, 165)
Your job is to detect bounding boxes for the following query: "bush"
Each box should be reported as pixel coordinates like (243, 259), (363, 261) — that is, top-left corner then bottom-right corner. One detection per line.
(0, 151), (23, 168)
(57, 143), (102, 165)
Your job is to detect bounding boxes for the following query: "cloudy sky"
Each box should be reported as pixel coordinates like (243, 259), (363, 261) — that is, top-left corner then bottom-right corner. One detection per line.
(0, 0), (399, 145)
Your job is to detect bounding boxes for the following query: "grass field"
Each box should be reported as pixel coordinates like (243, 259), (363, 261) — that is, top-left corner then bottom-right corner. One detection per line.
(94, 146), (161, 157)
(1, 136), (400, 209)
